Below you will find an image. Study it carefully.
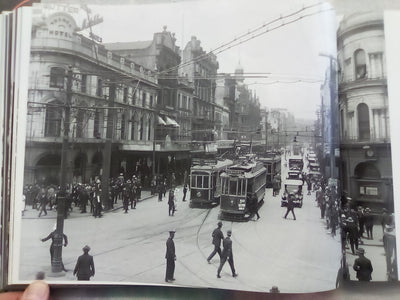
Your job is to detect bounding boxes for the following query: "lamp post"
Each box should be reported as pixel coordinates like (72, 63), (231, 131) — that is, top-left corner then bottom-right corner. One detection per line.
(52, 66), (72, 273)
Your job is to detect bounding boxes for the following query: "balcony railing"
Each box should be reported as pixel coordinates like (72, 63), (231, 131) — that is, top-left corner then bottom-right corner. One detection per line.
(340, 135), (390, 144)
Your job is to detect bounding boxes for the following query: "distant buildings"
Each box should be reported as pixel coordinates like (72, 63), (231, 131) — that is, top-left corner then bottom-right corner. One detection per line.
(337, 12), (393, 211)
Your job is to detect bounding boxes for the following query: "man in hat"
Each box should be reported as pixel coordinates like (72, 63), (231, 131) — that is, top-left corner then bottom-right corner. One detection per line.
(168, 189), (175, 216)
(217, 230), (238, 278)
(353, 248), (373, 281)
(73, 245), (95, 281)
(364, 208), (374, 240)
(165, 230), (176, 283)
(207, 221), (224, 263)
(383, 222), (397, 279)
(345, 217), (359, 255)
(283, 193), (296, 220)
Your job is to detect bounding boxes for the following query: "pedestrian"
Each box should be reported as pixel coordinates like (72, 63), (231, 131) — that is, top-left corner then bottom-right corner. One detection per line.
(182, 184), (188, 202)
(381, 208), (392, 234)
(165, 230), (176, 283)
(38, 188), (48, 217)
(345, 217), (359, 255)
(158, 182), (163, 202)
(283, 193), (296, 220)
(217, 230), (238, 278)
(353, 248), (373, 282)
(122, 187), (130, 213)
(207, 221), (224, 264)
(168, 189), (175, 216)
(319, 195), (326, 219)
(73, 245), (95, 281)
(41, 228), (68, 271)
(307, 179), (312, 195)
(364, 208), (374, 239)
(383, 223), (396, 279)
(248, 194), (260, 220)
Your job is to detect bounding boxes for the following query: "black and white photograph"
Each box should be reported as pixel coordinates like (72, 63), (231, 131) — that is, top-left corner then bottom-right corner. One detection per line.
(2, 0), (398, 296)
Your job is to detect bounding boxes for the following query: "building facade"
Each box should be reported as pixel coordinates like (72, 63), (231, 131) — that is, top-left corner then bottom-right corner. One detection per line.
(337, 12), (393, 211)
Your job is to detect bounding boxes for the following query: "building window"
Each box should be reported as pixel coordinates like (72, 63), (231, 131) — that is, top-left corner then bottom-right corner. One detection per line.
(148, 118), (152, 140)
(123, 87), (128, 103)
(76, 109), (85, 138)
(139, 116), (144, 140)
(354, 49), (367, 79)
(131, 119), (136, 140)
(150, 95), (153, 108)
(81, 74), (87, 93)
(142, 91), (146, 107)
(44, 101), (62, 137)
(49, 67), (65, 88)
(121, 114), (126, 140)
(96, 78), (103, 97)
(93, 110), (101, 138)
(357, 103), (370, 140)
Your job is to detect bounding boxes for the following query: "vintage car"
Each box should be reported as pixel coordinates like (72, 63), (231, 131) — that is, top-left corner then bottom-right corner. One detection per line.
(309, 162), (320, 172)
(281, 179), (303, 208)
(286, 170), (302, 180)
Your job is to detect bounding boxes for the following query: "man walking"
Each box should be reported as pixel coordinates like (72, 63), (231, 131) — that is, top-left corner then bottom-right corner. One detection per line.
(283, 193), (296, 220)
(207, 221), (224, 263)
(73, 245), (95, 281)
(182, 184), (188, 202)
(353, 248), (373, 281)
(217, 230), (238, 278)
(168, 189), (175, 216)
(165, 230), (176, 283)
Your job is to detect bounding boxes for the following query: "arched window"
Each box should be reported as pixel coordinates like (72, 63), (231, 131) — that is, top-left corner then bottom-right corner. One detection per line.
(44, 100), (62, 137)
(357, 103), (370, 140)
(49, 67), (65, 88)
(354, 49), (367, 79)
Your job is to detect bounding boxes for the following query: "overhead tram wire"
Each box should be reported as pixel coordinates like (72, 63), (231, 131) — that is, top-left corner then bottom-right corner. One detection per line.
(158, 2), (328, 76)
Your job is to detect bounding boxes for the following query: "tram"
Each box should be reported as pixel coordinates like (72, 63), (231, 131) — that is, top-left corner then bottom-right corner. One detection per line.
(288, 155), (304, 171)
(257, 153), (281, 188)
(219, 158), (267, 221)
(189, 158), (234, 207)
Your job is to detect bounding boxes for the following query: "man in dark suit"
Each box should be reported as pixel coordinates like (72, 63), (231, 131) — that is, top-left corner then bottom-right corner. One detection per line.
(284, 193), (296, 220)
(353, 248), (373, 281)
(165, 230), (176, 283)
(207, 221), (224, 263)
(73, 245), (95, 281)
(217, 230), (238, 278)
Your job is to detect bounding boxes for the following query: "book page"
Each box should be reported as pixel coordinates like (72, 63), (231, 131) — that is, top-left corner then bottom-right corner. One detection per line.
(8, 0), (343, 294)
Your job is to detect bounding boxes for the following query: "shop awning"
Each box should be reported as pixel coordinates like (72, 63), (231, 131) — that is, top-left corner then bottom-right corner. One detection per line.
(164, 116), (180, 128)
(157, 116), (167, 126)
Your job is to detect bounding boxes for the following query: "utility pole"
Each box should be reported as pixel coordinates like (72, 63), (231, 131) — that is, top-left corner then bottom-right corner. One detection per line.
(101, 81), (115, 210)
(52, 66), (72, 273)
(265, 112), (268, 151)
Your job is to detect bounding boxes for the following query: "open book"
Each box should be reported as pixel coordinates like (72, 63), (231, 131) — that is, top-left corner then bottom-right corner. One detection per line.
(1, 0), (399, 297)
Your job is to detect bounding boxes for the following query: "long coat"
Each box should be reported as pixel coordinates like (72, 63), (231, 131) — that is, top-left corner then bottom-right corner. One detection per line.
(221, 236), (233, 258)
(74, 253), (95, 280)
(212, 227), (224, 247)
(353, 256), (373, 281)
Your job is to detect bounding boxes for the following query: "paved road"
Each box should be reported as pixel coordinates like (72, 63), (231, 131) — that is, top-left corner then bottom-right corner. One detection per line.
(18, 172), (342, 293)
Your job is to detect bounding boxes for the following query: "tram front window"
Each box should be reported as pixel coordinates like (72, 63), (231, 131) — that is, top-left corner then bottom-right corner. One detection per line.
(229, 180), (237, 194)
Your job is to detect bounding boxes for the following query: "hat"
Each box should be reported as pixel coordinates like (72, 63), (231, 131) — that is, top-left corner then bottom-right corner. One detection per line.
(227, 230), (232, 236)
(365, 207), (371, 212)
(356, 248), (365, 254)
(347, 217), (353, 222)
(217, 221), (223, 227)
(83, 245), (91, 252)
(169, 230), (176, 233)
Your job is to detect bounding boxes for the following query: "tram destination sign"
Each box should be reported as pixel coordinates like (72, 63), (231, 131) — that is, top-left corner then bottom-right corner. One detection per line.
(192, 158), (218, 166)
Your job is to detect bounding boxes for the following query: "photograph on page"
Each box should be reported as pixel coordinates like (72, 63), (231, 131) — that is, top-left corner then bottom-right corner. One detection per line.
(7, 0), (353, 293)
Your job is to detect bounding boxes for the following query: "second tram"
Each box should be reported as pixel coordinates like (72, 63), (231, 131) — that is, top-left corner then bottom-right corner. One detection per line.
(257, 153), (281, 188)
(189, 158), (234, 207)
(219, 158), (267, 221)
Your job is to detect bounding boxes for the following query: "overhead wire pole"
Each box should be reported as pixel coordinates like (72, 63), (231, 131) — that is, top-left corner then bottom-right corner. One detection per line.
(101, 81), (116, 210)
(52, 66), (73, 274)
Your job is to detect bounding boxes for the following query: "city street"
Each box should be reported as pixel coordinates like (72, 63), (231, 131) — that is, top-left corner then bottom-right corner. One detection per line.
(18, 161), (343, 294)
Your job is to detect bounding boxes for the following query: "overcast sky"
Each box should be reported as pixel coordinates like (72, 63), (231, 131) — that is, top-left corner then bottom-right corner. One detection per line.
(82, 0), (337, 120)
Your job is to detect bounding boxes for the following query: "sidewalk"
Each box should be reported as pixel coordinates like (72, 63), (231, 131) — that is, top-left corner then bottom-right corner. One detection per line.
(22, 189), (157, 220)
(345, 224), (389, 282)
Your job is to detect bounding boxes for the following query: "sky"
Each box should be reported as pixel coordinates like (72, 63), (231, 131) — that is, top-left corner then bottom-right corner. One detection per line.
(78, 0), (337, 120)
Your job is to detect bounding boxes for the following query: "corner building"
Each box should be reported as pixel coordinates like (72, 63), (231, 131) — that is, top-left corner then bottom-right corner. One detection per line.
(337, 12), (393, 212)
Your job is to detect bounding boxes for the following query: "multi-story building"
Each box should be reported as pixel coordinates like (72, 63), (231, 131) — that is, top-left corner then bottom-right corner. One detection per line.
(104, 26), (193, 180)
(337, 12), (393, 211)
(26, 9), (160, 191)
(180, 36), (219, 145)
